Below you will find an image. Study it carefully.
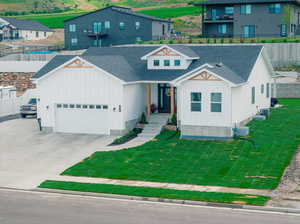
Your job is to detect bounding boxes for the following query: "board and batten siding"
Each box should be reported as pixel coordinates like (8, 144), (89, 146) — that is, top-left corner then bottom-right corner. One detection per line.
(123, 83), (147, 130)
(37, 66), (124, 132)
(231, 52), (273, 125)
(178, 79), (232, 127)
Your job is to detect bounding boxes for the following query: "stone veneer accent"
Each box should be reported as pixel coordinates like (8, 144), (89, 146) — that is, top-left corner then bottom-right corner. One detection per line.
(0, 72), (36, 96)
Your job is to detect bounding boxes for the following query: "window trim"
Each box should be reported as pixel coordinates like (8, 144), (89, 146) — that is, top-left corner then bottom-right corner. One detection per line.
(119, 22), (125, 30)
(210, 92), (222, 113)
(191, 92), (202, 112)
(164, 60), (170, 67)
(71, 38), (78, 46)
(174, 60), (181, 66)
(153, 60), (160, 66)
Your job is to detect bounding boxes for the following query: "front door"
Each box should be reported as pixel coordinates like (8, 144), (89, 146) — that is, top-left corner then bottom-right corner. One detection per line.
(158, 84), (176, 113)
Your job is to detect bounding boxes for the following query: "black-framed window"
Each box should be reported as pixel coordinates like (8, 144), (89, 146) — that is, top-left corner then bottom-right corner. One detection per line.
(174, 60), (181, 66)
(243, 25), (255, 38)
(164, 60), (170, 66)
(211, 93), (222, 112)
(119, 22), (125, 30)
(104, 21), (110, 29)
(71, 38), (78, 46)
(191, 92), (202, 112)
(266, 83), (270, 98)
(280, 24), (287, 37)
(225, 7), (234, 15)
(135, 21), (140, 30)
(241, 4), (252, 14)
(153, 60), (160, 66)
(218, 24), (227, 34)
(261, 84), (264, 94)
(269, 3), (281, 14)
(69, 24), (76, 32)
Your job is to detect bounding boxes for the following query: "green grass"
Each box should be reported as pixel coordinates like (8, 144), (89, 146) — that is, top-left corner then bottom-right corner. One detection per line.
(121, 0), (188, 8)
(14, 11), (86, 29)
(39, 180), (270, 206)
(62, 99), (300, 190)
(138, 6), (201, 18)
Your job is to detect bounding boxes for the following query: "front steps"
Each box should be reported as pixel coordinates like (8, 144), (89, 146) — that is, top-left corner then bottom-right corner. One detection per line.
(138, 114), (170, 139)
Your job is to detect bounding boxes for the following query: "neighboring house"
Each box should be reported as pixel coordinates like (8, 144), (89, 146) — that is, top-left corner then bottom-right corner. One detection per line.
(0, 17), (53, 41)
(64, 6), (173, 50)
(196, 0), (300, 38)
(32, 44), (274, 139)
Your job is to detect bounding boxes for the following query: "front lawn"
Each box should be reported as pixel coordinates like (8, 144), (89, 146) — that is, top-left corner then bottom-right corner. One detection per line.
(62, 99), (300, 190)
(39, 180), (270, 206)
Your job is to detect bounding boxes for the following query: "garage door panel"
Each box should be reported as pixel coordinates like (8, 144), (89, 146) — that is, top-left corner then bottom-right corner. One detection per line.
(55, 104), (109, 135)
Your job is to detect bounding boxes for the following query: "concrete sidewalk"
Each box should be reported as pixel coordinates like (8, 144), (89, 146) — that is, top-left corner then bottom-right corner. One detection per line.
(49, 175), (273, 197)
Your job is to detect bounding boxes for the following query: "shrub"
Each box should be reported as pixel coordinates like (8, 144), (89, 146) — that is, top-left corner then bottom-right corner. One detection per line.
(206, 38), (210, 44)
(140, 112), (147, 124)
(159, 40), (164, 44)
(229, 39), (233, 43)
(168, 40), (174, 44)
(260, 40), (266, 43)
(283, 38), (288, 43)
(198, 39), (203, 44)
(111, 128), (142, 145)
(170, 113), (177, 126)
(213, 38), (217, 43)
(188, 38), (193, 44)
(220, 38), (224, 44)
(295, 39), (300, 43)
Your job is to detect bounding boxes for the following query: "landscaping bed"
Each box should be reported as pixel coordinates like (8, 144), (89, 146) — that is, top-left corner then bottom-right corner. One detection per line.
(62, 99), (300, 190)
(39, 180), (270, 206)
(110, 128), (143, 146)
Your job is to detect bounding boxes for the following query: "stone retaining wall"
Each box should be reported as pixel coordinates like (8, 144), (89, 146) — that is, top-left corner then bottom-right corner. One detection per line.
(0, 72), (36, 96)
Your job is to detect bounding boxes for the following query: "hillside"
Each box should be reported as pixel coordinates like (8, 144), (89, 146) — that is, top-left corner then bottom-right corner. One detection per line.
(0, 0), (199, 15)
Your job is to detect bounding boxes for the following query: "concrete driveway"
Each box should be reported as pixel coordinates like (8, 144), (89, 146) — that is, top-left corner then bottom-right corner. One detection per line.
(0, 119), (114, 189)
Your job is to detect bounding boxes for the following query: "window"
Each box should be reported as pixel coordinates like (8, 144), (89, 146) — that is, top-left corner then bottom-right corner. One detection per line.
(174, 60), (181, 66)
(119, 22), (125, 30)
(89, 105), (95, 109)
(57, 104), (62, 108)
(211, 8), (219, 20)
(153, 60), (160, 66)
(63, 104), (68, 108)
(104, 21), (110, 29)
(71, 38), (78, 46)
(96, 105), (102, 109)
(93, 22), (102, 33)
(191, 92), (202, 112)
(269, 3), (281, 14)
(251, 87), (255, 104)
(261, 84), (264, 94)
(76, 104), (81, 109)
(70, 104), (75, 109)
(82, 105), (88, 109)
(211, 93), (222, 112)
(44, 32), (46, 37)
(136, 37), (142, 42)
(225, 7), (234, 15)
(164, 60), (170, 66)
(266, 83), (270, 98)
(243, 25), (255, 37)
(135, 21), (140, 30)
(69, 24), (76, 32)
(93, 39), (101, 47)
(280, 24), (287, 37)
(241, 4), (252, 14)
(218, 24), (227, 34)
(36, 31), (39, 38)
(103, 105), (108, 109)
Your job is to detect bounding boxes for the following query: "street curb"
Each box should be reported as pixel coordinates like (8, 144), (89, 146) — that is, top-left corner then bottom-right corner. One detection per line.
(32, 188), (300, 215)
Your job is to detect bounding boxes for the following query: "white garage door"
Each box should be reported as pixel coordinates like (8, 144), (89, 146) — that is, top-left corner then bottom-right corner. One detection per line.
(55, 103), (110, 135)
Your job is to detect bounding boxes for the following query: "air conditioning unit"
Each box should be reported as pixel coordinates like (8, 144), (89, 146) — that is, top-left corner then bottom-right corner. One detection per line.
(233, 126), (249, 137)
(260, 108), (270, 117)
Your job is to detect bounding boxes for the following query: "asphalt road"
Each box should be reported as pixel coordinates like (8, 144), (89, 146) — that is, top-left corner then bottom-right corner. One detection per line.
(0, 189), (300, 224)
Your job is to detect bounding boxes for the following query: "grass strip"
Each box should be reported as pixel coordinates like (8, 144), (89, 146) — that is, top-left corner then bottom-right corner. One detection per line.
(39, 180), (270, 206)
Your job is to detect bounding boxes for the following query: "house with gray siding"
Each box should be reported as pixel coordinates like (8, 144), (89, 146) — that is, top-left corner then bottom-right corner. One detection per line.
(64, 6), (173, 50)
(196, 0), (300, 38)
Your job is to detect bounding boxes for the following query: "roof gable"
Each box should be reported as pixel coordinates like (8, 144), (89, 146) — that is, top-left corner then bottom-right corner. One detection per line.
(0, 17), (52, 32)
(141, 45), (199, 60)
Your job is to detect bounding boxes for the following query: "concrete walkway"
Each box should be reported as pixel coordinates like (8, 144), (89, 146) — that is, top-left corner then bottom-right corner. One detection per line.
(49, 175), (272, 197)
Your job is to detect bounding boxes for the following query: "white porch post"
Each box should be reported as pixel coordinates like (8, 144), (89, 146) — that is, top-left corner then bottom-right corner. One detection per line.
(147, 83), (152, 116)
(170, 85), (175, 114)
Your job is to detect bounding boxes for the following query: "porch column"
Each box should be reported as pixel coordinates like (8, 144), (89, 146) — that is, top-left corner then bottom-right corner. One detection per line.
(147, 83), (152, 116)
(170, 86), (175, 114)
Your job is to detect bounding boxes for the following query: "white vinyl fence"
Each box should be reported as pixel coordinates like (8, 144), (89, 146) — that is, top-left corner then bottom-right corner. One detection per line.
(0, 86), (20, 117)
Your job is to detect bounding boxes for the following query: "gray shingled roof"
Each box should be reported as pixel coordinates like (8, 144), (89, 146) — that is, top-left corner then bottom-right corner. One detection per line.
(33, 45), (263, 85)
(197, 0), (298, 5)
(64, 6), (171, 23)
(0, 17), (52, 32)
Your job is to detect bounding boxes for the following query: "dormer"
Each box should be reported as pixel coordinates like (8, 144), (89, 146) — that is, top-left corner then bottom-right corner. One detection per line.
(141, 45), (199, 70)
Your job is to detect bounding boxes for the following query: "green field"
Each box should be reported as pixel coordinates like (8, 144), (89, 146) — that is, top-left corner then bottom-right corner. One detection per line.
(62, 99), (300, 190)
(39, 180), (270, 206)
(138, 6), (201, 18)
(14, 11), (86, 29)
(13, 6), (200, 29)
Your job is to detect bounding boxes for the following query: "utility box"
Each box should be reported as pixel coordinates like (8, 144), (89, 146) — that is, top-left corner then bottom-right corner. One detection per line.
(234, 126), (249, 136)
